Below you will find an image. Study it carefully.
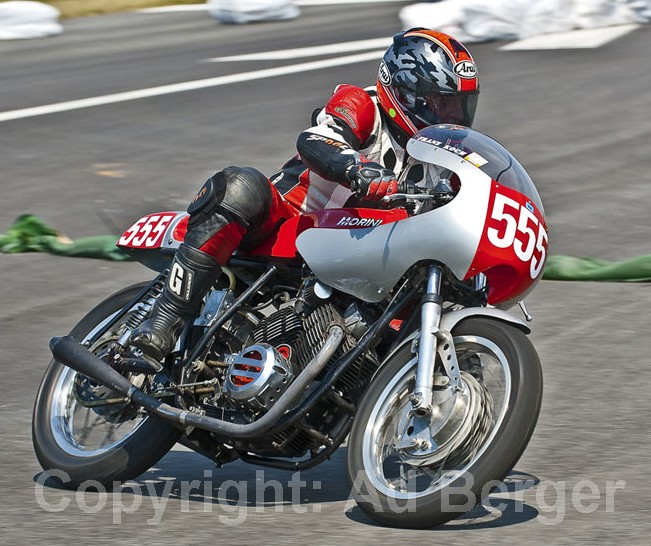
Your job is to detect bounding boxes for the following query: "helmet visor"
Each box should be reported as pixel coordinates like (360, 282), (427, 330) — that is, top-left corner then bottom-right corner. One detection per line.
(394, 83), (478, 128)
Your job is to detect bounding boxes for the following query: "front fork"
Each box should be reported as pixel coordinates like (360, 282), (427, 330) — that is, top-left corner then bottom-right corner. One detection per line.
(410, 265), (463, 416)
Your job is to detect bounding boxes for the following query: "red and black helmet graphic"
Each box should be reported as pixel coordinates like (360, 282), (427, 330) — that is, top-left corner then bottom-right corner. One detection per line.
(377, 28), (480, 139)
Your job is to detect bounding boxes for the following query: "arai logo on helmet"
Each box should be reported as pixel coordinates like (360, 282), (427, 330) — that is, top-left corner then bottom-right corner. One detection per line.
(378, 60), (392, 86)
(453, 60), (477, 79)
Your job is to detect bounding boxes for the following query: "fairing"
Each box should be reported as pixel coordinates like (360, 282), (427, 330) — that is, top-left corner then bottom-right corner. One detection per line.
(116, 126), (547, 307)
(296, 145), (491, 302)
(297, 125), (548, 305)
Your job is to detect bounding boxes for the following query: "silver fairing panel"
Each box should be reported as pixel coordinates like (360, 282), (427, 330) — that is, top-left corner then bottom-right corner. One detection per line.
(296, 143), (492, 303)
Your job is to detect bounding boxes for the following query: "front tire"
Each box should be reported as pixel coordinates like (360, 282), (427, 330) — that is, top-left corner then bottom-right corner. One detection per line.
(347, 317), (543, 528)
(32, 283), (181, 489)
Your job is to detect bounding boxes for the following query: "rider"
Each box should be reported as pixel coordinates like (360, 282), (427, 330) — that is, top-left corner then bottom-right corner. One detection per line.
(131, 28), (480, 361)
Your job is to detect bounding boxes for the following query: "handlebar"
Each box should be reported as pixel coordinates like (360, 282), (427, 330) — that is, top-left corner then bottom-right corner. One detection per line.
(382, 180), (433, 203)
(397, 180), (416, 194)
(382, 179), (456, 204)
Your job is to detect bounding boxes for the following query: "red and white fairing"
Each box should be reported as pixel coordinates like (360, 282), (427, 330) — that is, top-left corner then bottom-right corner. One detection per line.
(296, 125), (548, 306)
(117, 125), (548, 309)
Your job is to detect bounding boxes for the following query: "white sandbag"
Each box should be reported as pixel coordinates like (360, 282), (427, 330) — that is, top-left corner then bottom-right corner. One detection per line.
(399, 2), (465, 38)
(400, 0), (531, 42)
(0, 1), (62, 40)
(400, 0), (651, 43)
(572, 0), (650, 28)
(208, 0), (300, 24)
(516, 0), (575, 38)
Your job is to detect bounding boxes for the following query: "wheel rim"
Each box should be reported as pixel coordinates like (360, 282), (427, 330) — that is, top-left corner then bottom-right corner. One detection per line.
(361, 335), (512, 500)
(49, 312), (149, 458)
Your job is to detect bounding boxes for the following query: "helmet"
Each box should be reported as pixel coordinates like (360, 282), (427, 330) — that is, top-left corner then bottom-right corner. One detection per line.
(377, 28), (480, 141)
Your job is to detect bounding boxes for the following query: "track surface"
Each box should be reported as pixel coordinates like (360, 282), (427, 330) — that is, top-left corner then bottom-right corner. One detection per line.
(1, 4), (650, 543)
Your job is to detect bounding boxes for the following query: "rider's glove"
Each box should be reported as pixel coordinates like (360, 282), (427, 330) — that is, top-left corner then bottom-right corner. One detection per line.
(347, 161), (399, 201)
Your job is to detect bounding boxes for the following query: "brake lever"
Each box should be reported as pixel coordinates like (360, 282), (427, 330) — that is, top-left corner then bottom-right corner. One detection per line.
(381, 193), (437, 203)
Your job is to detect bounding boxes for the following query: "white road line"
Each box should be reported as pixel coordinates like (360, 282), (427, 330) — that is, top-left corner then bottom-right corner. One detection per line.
(138, 0), (407, 12)
(0, 50), (384, 123)
(499, 24), (640, 51)
(207, 37), (392, 61)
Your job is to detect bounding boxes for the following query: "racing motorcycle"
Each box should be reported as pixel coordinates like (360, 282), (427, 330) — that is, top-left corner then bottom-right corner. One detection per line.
(33, 124), (547, 528)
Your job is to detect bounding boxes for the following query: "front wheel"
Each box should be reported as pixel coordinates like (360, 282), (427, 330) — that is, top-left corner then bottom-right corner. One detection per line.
(347, 317), (543, 528)
(32, 283), (181, 489)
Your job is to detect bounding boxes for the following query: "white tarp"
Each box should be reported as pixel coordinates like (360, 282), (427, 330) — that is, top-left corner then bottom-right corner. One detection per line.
(208, 0), (300, 24)
(400, 0), (651, 42)
(0, 1), (62, 40)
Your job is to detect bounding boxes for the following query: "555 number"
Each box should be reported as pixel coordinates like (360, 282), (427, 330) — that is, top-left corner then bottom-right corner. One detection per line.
(118, 214), (176, 248)
(487, 193), (548, 279)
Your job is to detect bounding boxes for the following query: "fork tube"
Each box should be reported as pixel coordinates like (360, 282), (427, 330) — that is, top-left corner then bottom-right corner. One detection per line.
(412, 265), (443, 414)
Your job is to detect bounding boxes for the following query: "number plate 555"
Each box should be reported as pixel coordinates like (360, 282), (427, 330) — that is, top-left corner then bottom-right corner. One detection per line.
(486, 192), (548, 279)
(118, 213), (177, 249)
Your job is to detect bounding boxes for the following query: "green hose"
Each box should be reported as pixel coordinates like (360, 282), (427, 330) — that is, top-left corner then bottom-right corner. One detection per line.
(0, 214), (131, 261)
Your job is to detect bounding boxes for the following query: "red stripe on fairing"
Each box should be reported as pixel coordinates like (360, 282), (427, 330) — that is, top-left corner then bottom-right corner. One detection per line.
(246, 215), (315, 258)
(247, 208), (410, 258)
(309, 207), (409, 228)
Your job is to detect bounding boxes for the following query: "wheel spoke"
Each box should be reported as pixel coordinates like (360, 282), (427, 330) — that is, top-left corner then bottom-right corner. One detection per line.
(76, 412), (106, 445)
(49, 313), (152, 457)
(99, 423), (118, 448)
(361, 335), (511, 500)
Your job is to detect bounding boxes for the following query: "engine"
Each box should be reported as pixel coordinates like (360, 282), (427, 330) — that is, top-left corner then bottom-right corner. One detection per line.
(220, 299), (376, 414)
(185, 283), (381, 460)
(223, 343), (295, 411)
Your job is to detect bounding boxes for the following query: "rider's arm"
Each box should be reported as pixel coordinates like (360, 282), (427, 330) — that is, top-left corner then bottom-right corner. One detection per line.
(296, 84), (377, 184)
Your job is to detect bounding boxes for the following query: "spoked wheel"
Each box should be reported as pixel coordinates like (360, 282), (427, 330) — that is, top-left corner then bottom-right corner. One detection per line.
(347, 317), (542, 528)
(33, 284), (181, 489)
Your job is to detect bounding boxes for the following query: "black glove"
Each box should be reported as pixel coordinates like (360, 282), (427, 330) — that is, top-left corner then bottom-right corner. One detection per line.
(347, 162), (399, 201)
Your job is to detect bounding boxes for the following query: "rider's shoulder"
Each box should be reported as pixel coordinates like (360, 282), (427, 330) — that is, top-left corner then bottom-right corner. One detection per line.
(327, 84), (375, 104)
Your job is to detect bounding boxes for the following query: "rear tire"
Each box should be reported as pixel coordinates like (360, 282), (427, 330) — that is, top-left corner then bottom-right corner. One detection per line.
(32, 283), (181, 489)
(347, 317), (543, 528)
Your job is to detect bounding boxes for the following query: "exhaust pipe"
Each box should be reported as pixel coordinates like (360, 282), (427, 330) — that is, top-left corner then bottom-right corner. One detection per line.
(50, 326), (344, 439)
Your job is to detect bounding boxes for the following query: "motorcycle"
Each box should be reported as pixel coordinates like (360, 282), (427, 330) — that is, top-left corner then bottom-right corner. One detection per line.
(33, 124), (547, 528)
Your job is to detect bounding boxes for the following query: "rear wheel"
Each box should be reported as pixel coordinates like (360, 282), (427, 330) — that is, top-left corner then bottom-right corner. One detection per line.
(32, 283), (181, 489)
(347, 317), (542, 528)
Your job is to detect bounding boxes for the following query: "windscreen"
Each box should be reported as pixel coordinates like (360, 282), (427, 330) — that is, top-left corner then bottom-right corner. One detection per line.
(411, 124), (544, 213)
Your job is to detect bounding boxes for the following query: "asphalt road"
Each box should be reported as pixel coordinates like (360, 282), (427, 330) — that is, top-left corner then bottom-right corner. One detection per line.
(1, 4), (650, 544)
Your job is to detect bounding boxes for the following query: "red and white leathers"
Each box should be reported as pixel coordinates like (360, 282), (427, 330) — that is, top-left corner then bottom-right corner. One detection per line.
(269, 84), (410, 213)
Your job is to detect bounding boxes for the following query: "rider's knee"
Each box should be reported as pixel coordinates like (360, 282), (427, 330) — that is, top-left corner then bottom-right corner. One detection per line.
(188, 166), (271, 230)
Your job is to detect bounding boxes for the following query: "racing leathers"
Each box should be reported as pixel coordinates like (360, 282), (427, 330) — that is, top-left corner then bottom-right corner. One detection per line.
(131, 83), (410, 360)
(271, 84), (409, 212)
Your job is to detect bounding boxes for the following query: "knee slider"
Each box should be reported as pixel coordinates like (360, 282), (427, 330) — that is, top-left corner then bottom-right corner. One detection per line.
(187, 174), (227, 216)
